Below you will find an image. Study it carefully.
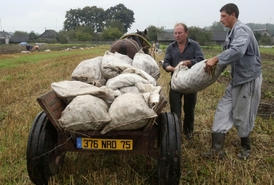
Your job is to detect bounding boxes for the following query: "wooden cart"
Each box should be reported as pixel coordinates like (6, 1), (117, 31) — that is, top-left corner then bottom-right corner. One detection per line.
(26, 90), (181, 185)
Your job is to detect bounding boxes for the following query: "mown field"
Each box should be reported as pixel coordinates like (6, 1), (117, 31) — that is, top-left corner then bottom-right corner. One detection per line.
(0, 44), (273, 185)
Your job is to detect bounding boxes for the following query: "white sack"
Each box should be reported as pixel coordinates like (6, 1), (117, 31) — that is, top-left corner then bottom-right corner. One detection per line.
(119, 83), (161, 108)
(171, 60), (226, 94)
(101, 51), (132, 79)
(71, 56), (106, 86)
(106, 73), (149, 90)
(136, 83), (161, 108)
(58, 95), (111, 131)
(51, 80), (120, 103)
(113, 52), (133, 65)
(122, 67), (157, 86)
(101, 92), (157, 134)
(119, 86), (140, 94)
(132, 51), (160, 79)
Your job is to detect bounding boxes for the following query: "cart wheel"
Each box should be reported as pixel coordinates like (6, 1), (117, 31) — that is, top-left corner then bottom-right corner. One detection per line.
(157, 112), (181, 185)
(27, 111), (63, 185)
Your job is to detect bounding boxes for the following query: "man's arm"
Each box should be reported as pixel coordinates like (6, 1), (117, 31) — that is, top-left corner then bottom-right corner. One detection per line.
(189, 42), (205, 66)
(165, 65), (175, 72)
(162, 45), (174, 72)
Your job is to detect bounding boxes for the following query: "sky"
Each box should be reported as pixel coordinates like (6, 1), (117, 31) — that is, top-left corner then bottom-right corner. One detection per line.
(0, 0), (273, 34)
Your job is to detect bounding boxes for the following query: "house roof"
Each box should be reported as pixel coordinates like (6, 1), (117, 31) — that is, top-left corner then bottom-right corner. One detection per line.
(253, 29), (271, 36)
(0, 31), (11, 38)
(10, 35), (29, 43)
(157, 32), (174, 41)
(39, 29), (58, 39)
(209, 31), (227, 41)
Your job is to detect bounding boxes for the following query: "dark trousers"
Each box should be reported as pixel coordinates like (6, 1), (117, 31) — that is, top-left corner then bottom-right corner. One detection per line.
(169, 88), (197, 134)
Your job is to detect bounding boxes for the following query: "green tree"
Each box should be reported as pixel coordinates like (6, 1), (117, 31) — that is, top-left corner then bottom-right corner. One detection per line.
(105, 4), (135, 33)
(74, 26), (94, 41)
(105, 20), (125, 33)
(101, 27), (123, 41)
(146, 25), (165, 42)
(14, 31), (28, 36)
(254, 32), (262, 42)
(210, 21), (226, 31)
(64, 7), (103, 31)
(247, 23), (266, 31)
(63, 8), (82, 31)
(66, 29), (77, 41)
(259, 34), (272, 45)
(29, 31), (39, 41)
(58, 30), (69, 44)
(76, 32), (92, 41)
(80, 6), (105, 32)
(63, 4), (134, 34)
(188, 26), (212, 46)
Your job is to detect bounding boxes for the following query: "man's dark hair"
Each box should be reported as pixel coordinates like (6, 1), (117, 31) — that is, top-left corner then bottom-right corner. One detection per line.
(220, 3), (239, 18)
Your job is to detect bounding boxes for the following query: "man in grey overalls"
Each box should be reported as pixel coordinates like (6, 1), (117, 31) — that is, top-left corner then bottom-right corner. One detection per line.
(202, 3), (262, 160)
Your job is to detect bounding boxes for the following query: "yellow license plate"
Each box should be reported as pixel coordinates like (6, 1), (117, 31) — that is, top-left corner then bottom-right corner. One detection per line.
(77, 138), (133, 150)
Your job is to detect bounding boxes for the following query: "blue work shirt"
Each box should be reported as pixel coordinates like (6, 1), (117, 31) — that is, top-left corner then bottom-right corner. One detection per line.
(163, 38), (204, 75)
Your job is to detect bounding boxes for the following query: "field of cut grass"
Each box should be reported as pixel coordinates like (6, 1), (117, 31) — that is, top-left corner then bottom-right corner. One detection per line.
(0, 44), (273, 184)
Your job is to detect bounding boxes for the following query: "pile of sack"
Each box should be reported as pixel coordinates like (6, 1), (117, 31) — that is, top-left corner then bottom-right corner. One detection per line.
(51, 50), (161, 134)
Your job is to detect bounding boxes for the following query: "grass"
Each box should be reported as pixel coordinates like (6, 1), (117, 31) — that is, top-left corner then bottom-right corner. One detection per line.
(0, 46), (104, 69)
(0, 45), (273, 185)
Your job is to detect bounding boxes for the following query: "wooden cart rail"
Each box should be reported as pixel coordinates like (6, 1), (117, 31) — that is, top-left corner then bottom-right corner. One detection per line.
(37, 90), (65, 132)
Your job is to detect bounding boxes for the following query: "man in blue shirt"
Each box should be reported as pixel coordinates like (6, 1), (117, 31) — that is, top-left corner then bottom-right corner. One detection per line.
(202, 3), (262, 159)
(163, 23), (204, 139)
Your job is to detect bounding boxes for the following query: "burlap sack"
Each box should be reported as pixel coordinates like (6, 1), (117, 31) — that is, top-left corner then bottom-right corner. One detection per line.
(106, 73), (149, 90)
(122, 67), (157, 86)
(101, 51), (132, 79)
(58, 95), (111, 131)
(135, 83), (161, 108)
(71, 56), (106, 86)
(113, 51), (133, 65)
(171, 60), (226, 94)
(132, 51), (160, 79)
(101, 92), (157, 134)
(119, 86), (140, 94)
(51, 80), (120, 103)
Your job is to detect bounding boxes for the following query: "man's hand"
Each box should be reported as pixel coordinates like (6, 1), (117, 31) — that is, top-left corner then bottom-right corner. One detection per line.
(204, 56), (218, 73)
(181, 60), (191, 67)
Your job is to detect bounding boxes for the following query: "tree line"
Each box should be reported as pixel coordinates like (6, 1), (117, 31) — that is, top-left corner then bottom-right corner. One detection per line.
(11, 4), (274, 45)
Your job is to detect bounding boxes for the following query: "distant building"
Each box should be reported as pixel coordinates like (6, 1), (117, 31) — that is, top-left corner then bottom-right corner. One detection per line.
(39, 29), (58, 42)
(253, 29), (271, 37)
(209, 31), (227, 45)
(156, 32), (174, 44)
(0, 30), (11, 44)
(10, 35), (29, 43)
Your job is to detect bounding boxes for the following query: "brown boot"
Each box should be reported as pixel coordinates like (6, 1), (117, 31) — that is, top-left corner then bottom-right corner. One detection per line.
(238, 136), (251, 160)
(201, 133), (226, 159)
